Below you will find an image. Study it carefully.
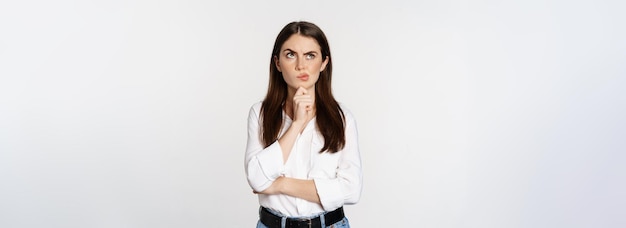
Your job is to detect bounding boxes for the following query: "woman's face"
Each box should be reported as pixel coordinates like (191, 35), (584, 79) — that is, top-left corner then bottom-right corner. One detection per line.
(275, 34), (329, 91)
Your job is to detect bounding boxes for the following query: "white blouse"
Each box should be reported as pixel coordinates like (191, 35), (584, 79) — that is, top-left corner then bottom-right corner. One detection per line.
(245, 101), (362, 217)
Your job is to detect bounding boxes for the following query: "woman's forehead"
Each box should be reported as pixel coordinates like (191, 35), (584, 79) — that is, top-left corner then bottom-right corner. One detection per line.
(280, 34), (321, 52)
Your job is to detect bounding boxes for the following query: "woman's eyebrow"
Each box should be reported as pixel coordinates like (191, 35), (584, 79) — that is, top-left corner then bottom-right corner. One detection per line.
(282, 49), (319, 55)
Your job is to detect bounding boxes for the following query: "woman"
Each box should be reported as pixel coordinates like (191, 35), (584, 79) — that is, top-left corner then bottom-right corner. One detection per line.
(245, 21), (362, 228)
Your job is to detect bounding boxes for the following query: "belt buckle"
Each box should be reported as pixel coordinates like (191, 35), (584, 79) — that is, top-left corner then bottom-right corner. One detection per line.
(294, 217), (312, 228)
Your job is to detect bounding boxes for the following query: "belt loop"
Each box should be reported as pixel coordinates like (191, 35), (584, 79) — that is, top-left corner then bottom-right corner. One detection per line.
(281, 216), (286, 228)
(320, 211), (326, 227)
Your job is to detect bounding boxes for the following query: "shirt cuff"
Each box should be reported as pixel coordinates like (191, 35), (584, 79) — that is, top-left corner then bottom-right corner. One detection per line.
(313, 178), (343, 211)
(255, 142), (285, 184)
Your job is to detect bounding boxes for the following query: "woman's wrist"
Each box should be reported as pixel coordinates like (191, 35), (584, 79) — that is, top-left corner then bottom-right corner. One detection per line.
(276, 176), (287, 194)
(290, 120), (307, 132)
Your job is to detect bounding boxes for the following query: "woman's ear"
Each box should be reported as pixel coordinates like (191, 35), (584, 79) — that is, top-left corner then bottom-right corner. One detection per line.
(320, 56), (329, 72)
(274, 56), (281, 72)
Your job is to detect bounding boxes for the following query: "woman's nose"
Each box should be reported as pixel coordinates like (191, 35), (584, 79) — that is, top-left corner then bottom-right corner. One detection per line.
(295, 57), (305, 70)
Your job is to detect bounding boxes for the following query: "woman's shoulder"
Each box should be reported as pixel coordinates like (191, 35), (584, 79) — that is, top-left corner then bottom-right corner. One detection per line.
(251, 101), (263, 109)
(248, 101), (263, 116)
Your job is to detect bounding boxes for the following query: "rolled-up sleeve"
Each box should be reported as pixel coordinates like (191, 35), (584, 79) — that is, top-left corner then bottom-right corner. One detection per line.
(314, 110), (363, 210)
(245, 104), (285, 192)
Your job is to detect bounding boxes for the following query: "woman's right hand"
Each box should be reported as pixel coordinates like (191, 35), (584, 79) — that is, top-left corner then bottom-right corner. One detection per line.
(292, 87), (314, 130)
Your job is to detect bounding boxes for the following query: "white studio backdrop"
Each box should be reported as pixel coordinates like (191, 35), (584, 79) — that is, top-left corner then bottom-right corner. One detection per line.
(1, 0), (624, 227)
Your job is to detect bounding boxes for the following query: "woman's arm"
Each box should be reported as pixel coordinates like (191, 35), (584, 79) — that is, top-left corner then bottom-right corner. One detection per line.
(278, 87), (315, 162)
(244, 92), (314, 193)
(245, 104), (285, 192)
(257, 177), (321, 204)
(313, 109), (362, 210)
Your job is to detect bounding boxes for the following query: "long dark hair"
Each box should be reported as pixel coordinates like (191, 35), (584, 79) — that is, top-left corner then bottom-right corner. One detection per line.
(260, 21), (345, 153)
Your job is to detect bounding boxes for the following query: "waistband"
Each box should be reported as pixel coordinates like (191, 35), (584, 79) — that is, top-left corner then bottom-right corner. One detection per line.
(259, 206), (344, 228)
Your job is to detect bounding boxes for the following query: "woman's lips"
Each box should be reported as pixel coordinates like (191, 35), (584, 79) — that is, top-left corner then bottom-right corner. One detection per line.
(297, 74), (309, 81)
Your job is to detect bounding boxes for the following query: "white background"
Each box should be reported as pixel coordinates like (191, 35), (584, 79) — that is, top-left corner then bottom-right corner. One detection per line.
(1, 0), (625, 227)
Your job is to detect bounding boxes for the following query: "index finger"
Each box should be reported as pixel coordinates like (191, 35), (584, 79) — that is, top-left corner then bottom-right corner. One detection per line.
(296, 87), (307, 95)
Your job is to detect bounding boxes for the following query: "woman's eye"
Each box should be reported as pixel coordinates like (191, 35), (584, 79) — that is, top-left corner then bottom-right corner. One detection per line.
(286, 52), (295, 58)
(306, 54), (315, 60)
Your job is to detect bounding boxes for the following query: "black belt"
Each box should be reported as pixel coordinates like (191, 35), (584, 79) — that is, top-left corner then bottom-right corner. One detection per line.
(260, 206), (344, 228)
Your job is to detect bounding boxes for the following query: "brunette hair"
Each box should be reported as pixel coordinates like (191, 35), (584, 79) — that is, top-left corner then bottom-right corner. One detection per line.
(260, 21), (345, 153)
